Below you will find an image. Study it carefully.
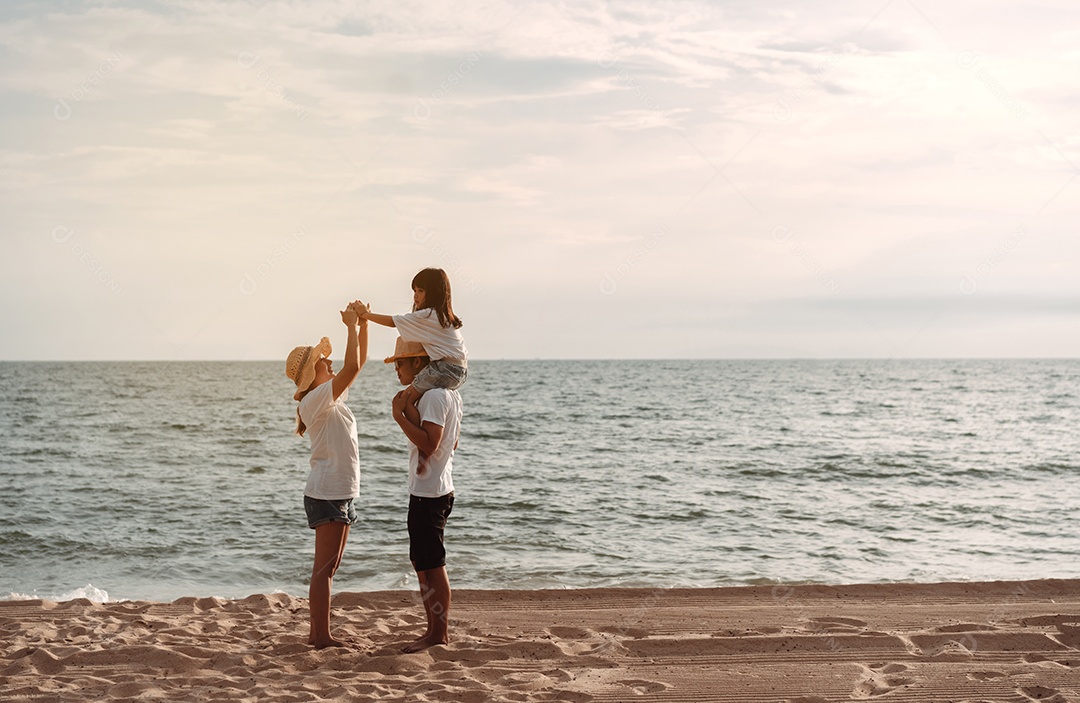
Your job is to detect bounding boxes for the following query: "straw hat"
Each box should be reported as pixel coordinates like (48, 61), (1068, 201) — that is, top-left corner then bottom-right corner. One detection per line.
(383, 337), (428, 364)
(285, 336), (332, 401)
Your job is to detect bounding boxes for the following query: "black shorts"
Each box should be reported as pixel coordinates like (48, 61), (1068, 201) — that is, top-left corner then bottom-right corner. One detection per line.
(408, 492), (454, 572)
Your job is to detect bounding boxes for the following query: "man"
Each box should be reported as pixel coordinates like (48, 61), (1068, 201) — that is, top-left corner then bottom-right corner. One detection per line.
(385, 337), (462, 653)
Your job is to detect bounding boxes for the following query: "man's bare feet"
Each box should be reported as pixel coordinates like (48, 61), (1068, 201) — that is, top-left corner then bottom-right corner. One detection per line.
(401, 634), (449, 653)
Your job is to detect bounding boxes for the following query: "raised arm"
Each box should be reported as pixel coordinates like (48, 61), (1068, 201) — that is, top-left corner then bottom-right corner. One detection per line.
(332, 301), (368, 400)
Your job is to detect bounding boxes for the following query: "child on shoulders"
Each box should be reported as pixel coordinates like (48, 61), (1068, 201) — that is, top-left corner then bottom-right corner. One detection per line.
(356, 267), (467, 412)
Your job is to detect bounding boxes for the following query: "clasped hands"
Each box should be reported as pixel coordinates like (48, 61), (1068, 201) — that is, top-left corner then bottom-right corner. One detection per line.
(341, 300), (371, 326)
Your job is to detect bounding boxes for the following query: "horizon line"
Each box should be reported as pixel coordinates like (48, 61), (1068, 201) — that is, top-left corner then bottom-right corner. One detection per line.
(2, 356), (1078, 363)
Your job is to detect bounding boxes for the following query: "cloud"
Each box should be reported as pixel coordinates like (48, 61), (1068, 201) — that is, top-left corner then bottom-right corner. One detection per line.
(1, 0), (1078, 359)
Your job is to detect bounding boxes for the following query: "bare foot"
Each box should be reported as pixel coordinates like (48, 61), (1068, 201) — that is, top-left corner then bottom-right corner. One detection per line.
(402, 634), (449, 653)
(311, 636), (359, 650)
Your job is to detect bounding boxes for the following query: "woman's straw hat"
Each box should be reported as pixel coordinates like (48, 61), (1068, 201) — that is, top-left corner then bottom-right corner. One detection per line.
(383, 337), (428, 364)
(285, 336), (332, 401)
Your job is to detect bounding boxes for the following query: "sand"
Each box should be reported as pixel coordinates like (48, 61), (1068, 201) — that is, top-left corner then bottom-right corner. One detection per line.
(2, 579), (1079, 702)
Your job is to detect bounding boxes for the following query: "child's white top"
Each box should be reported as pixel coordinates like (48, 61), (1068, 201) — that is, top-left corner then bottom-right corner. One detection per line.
(299, 380), (360, 500)
(392, 309), (468, 362)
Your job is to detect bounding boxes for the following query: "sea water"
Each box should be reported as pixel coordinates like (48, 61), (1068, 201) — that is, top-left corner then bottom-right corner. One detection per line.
(0, 359), (1077, 602)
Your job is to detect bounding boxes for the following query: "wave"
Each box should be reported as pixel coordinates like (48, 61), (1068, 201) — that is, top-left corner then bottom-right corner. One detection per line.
(2, 583), (111, 603)
(466, 430), (518, 441)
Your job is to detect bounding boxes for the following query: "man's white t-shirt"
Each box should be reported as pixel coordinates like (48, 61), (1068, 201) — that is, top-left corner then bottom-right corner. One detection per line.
(299, 381), (360, 500)
(409, 389), (462, 498)
(392, 309), (468, 362)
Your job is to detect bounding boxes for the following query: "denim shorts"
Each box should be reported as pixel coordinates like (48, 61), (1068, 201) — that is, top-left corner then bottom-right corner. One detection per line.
(411, 360), (468, 393)
(407, 492), (454, 572)
(304, 496), (358, 530)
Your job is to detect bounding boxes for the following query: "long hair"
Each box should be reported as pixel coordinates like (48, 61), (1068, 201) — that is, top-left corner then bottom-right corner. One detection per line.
(411, 267), (462, 329)
(295, 390), (310, 436)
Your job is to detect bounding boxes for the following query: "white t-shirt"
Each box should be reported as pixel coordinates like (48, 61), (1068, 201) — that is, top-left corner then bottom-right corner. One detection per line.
(393, 309), (468, 362)
(299, 381), (360, 500)
(409, 389), (462, 498)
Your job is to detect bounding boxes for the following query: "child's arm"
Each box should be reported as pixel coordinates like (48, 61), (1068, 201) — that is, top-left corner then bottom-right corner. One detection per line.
(363, 311), (395, 328)
(348, 301), (395, 329)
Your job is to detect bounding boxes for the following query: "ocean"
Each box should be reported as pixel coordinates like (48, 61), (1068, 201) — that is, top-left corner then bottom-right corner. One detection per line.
(1, 359), (1077, 603)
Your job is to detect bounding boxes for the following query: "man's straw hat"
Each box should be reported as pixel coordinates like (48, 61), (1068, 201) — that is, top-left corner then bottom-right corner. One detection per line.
(285, 336), (332, 401)
(383, 337), (427, 364)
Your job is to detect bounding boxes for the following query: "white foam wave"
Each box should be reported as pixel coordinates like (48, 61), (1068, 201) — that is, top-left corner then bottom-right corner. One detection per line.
(1, 583), (112, 603)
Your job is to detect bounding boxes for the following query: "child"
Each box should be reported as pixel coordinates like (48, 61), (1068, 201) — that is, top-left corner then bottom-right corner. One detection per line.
(284, 300), (369, 649)
(356, 268), (467, 434)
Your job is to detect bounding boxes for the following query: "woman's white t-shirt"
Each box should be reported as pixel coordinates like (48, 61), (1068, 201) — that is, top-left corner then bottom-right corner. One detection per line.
(299, 381), (359, 500)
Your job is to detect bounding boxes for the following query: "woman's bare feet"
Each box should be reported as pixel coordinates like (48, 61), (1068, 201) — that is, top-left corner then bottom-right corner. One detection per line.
(401, 633), (449, 653)
(309, 634), (359, 650)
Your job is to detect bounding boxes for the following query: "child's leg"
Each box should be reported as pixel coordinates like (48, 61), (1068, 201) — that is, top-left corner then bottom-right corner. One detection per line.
(401, 384), (425, 429)
(309, 522), (350, 648)
(402, 384), (430, 473)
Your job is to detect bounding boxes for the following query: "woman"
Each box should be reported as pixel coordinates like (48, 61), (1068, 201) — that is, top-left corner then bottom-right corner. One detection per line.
(284, 300), (368, 648)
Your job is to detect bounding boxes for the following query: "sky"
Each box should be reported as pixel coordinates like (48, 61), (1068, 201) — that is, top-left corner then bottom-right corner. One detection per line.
(1, 0), (1077, 360)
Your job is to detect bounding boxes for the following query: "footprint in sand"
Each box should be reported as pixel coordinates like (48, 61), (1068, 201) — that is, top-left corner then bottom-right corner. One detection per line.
(747, 625), (784, 635)
(851, 663), (916, 699)
(901, 634), (976, 658)
(616, 679), (670, 694)
(597, 624), (649, 639)
(1023, 653), (1080, 669)
(537, 627), (630, 658)
(1017, 685), (1068, 703)
(541, 626), (608, 656)
(935, 623), (998, 633)
(543, 668), (574, 683)
(967, 671), (1007, 681)
(1055, 621), (1080, 648)
(870, 663), (909, 674)
(498, 671), (560, 691)
(406, 681), (489, 702)
(807, 616), (868, 633)
(533, 691), (593, 703)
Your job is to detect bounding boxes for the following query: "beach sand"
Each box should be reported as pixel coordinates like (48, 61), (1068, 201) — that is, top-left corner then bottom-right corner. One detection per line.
(2, 579), (1079, 702)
